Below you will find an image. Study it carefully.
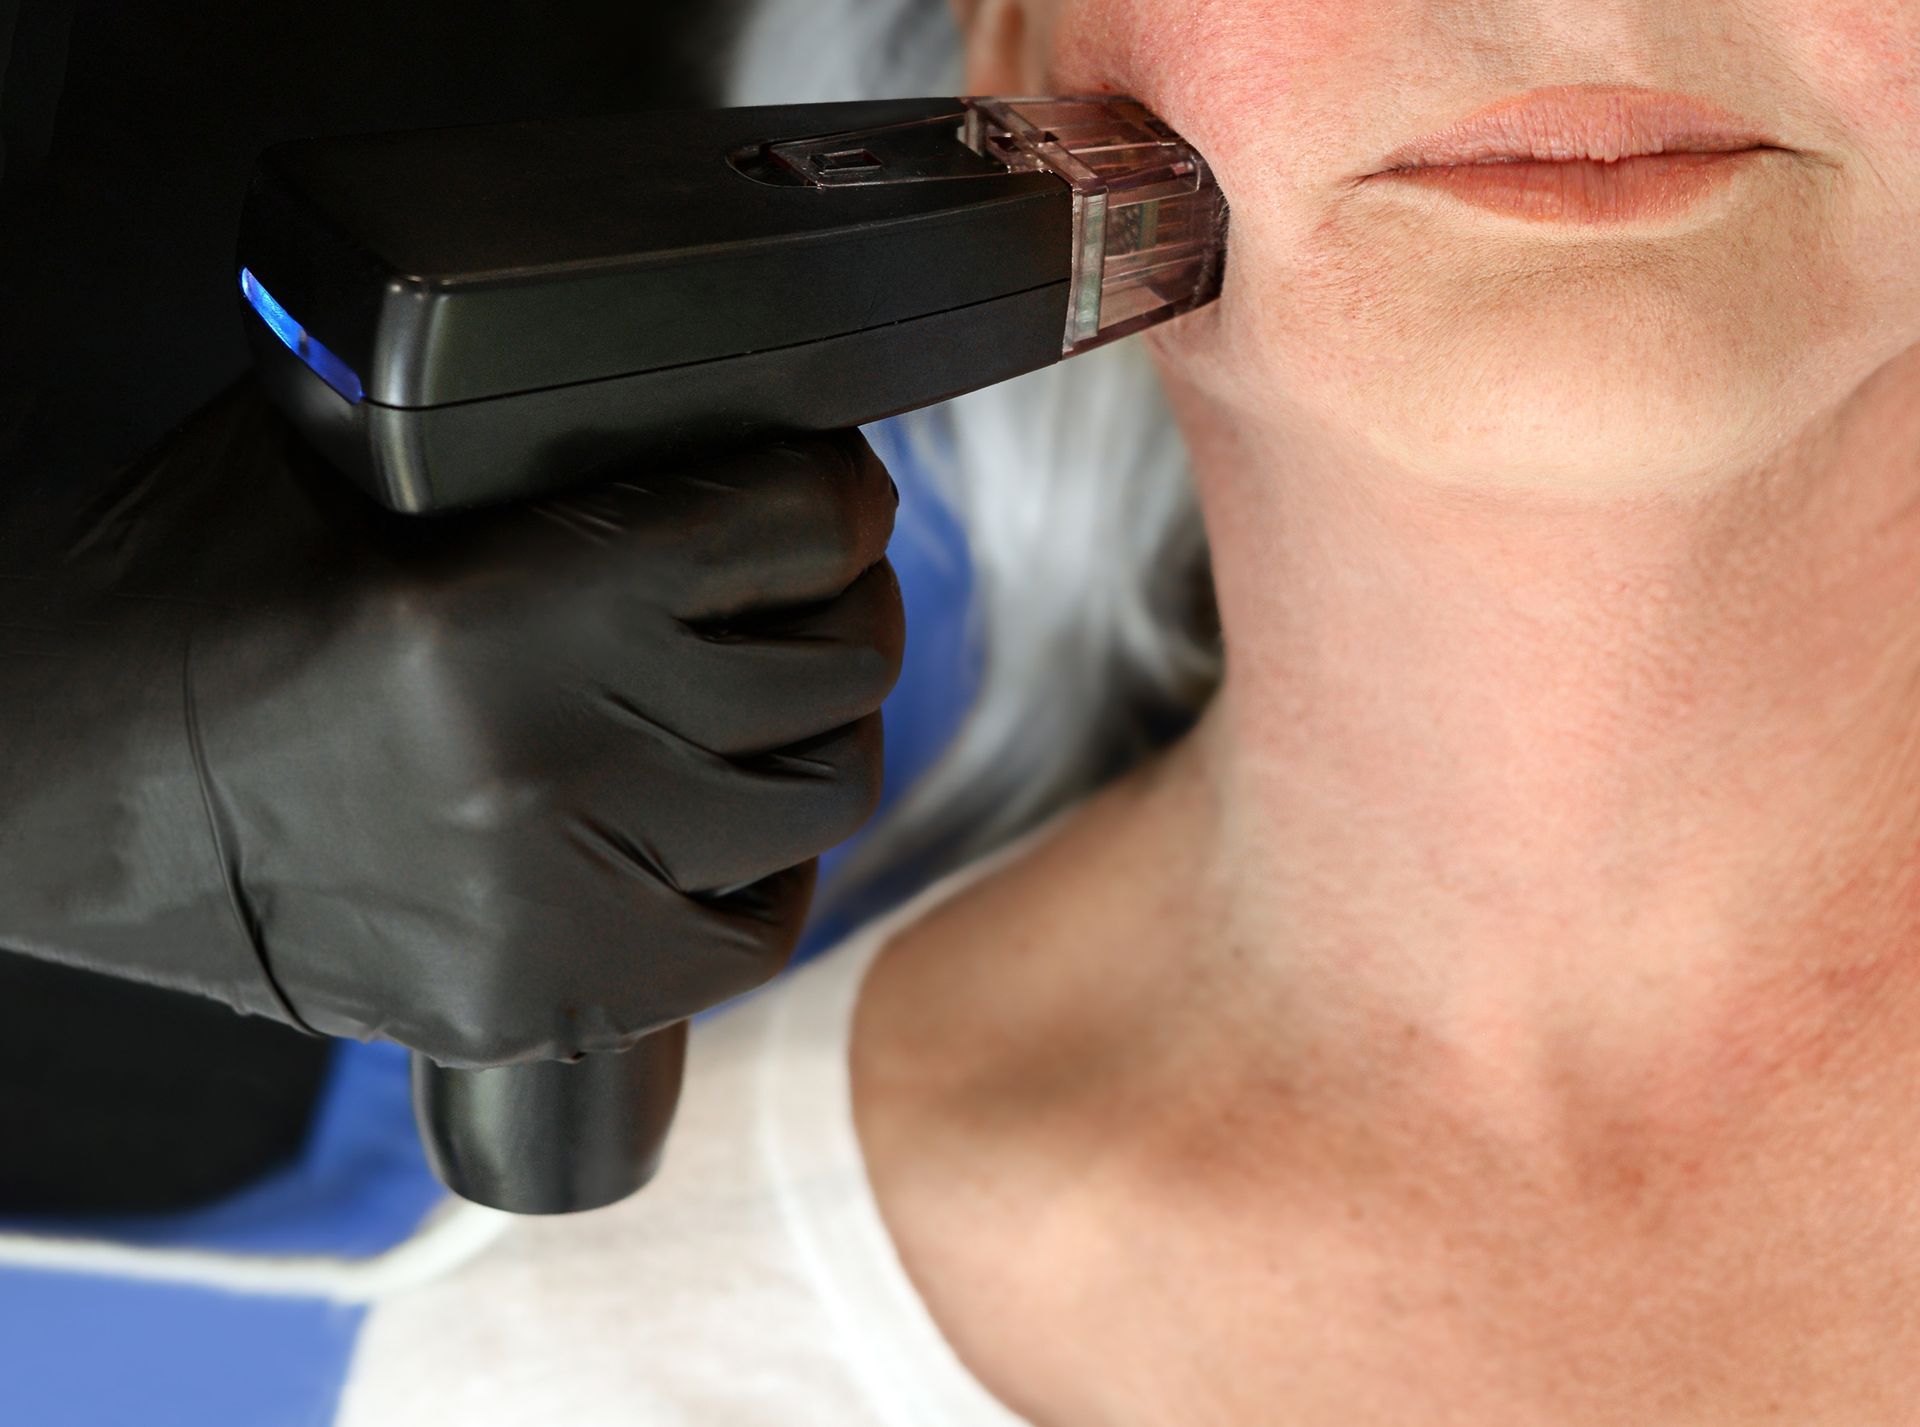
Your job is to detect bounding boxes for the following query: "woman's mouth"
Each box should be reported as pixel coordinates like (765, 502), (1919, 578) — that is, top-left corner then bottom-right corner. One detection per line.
(1363, 84), (1790, 224)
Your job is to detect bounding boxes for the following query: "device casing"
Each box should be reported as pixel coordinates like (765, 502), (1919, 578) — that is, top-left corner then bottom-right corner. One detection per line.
(239, 99), (1073, 512)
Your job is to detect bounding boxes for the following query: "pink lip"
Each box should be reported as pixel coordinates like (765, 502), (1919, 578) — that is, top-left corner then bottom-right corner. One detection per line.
(1374, 84), (1783, 171)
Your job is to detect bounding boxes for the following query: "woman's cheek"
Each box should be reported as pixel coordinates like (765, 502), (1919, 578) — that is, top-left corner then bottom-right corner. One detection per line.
(1761, 1), (1920, 342)
(1046, 0), (1382, 98)
(1044, 1), (1403, 423)
(1778, 2), (1919, 131)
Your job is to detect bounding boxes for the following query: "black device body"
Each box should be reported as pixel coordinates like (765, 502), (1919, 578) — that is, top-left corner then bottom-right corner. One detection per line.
(235, 98), (1079, 1214)
(238, 98), (1076, 514)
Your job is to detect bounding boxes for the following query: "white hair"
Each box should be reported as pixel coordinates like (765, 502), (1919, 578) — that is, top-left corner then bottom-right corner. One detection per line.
(727, 0), (1221, 907)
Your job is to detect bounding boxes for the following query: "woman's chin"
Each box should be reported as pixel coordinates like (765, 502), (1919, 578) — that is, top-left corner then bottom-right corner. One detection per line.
(1155, 284), (1849, 500)
(1350, 396), (1785, 500)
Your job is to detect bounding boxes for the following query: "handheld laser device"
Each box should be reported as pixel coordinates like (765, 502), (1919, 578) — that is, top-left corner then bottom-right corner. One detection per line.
(236, 95), (1227, 1213)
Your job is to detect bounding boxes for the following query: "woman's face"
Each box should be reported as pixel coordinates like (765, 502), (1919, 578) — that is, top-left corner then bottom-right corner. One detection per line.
(963, 0), (1920, 496)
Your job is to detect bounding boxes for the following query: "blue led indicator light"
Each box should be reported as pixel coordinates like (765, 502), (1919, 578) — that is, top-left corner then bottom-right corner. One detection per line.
(239, 267), (365, 404)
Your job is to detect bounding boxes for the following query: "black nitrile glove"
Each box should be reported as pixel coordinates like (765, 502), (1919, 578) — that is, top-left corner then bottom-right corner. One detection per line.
(0, 380), (903, 1069)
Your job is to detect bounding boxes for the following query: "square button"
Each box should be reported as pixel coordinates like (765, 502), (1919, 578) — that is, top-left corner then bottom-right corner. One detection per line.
(811, 148), (883, 174)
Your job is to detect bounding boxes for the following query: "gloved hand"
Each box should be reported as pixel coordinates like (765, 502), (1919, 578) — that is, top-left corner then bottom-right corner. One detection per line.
(0, 380), (903, 1069)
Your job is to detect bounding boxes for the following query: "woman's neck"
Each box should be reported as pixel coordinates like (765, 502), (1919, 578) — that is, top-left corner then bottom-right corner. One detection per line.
(850, 344), (1920, 1421)
(1158, 340), (1920, 1142)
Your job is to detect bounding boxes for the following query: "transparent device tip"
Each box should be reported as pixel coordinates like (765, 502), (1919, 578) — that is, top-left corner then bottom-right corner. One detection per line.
(959, 97), (1227, 355)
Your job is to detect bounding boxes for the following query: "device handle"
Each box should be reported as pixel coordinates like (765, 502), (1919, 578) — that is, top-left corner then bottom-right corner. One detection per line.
(410, 1021), (689, 1214)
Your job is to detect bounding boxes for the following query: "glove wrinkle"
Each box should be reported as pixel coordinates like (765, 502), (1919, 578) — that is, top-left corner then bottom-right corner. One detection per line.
(566, 813), (683, 897)
(181, 625), (321, 1038)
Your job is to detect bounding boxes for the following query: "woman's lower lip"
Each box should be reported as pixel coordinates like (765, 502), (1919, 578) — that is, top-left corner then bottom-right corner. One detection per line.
(1368, 150), (1767, 223)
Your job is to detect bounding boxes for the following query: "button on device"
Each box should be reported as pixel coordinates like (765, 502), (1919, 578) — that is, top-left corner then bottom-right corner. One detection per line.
(811, 147), (883, 173)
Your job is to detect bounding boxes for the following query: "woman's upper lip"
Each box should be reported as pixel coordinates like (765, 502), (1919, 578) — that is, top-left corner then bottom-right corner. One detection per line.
(1373, 84), (1785, 172)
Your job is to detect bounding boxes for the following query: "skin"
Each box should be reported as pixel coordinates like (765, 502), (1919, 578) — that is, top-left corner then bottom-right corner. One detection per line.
(850, 3), (1920, 1424)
